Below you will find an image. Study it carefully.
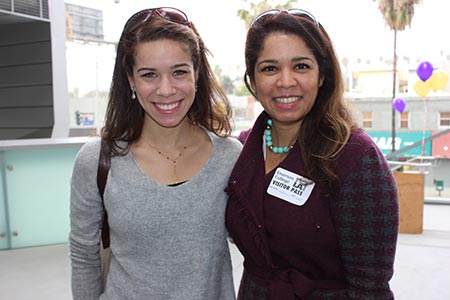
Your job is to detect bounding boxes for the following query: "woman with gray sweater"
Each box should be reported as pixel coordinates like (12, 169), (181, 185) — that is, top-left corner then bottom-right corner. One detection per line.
(69, 7), (241, 300)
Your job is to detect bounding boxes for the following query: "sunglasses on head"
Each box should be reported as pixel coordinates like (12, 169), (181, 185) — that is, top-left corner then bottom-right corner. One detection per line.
(251, 8), (319, 27)
(125, 7), (191, 32)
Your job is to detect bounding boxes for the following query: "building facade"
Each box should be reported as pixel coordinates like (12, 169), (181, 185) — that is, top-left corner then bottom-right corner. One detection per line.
(347, 64), (450, 190)
(0, 0), (68, 139)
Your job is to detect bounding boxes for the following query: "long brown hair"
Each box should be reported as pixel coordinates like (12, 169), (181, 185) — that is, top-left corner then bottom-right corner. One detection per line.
(102, 11), (232, 155)
(245, 11), (356, 186)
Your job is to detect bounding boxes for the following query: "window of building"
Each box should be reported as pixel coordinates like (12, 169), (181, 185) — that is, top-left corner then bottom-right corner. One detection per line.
(362, 112), (373, 129)
(398, 70), (409, 93)
(440, 112), (450, 127)
(400, 112), (409, 129)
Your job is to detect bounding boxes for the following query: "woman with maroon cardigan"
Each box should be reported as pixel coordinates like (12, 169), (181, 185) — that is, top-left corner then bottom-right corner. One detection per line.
(225, 8), (399, 300)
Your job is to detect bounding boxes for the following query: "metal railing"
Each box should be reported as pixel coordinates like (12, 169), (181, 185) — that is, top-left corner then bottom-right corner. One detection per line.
(388, 156), (435, 173)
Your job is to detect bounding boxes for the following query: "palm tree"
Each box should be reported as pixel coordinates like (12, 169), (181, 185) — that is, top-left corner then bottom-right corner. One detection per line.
(237, 0), (296, 30)
(375, 0), (422, 153)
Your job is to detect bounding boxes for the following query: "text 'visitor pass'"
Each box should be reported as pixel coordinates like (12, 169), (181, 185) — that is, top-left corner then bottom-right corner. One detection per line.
(267, 167), (315, 206)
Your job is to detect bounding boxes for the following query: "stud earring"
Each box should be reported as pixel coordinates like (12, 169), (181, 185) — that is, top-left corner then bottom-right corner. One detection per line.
(131, 86), (136, 100)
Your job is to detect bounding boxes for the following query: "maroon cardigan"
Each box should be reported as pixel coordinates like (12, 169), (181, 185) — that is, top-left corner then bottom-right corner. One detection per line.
(225, 112), (399, 300)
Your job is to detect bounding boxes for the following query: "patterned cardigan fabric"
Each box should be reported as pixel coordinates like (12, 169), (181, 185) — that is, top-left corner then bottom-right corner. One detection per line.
(225, 111), (399, 300)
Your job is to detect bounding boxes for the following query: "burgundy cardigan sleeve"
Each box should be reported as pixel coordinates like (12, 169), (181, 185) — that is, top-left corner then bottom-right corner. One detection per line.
(331, 141), (399, 300)
(237, 128), (252, 145)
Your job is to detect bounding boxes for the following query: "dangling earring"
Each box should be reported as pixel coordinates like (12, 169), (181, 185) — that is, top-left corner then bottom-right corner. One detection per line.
(195, 84), (198, 93)
(131, 86), (137, 100)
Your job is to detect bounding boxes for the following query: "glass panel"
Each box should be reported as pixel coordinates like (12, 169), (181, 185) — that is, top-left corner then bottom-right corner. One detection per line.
(4, 146), (81, 248)
(0, 152), (10, 249)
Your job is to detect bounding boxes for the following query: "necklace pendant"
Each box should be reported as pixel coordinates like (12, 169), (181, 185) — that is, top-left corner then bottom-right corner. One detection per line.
(172, 161), (179, 183)
(140, 135), (188, 184)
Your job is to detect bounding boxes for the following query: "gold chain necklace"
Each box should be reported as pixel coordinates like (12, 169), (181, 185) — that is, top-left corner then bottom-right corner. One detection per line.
(140, 135), (188, 184)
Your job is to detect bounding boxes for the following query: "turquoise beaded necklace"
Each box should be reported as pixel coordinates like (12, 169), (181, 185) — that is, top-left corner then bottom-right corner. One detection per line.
(264, 119), (294, 154)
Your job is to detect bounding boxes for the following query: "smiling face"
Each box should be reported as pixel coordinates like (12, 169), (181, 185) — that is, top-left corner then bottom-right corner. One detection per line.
(128, 39), (197, 129)
(251, 32), (323, 127)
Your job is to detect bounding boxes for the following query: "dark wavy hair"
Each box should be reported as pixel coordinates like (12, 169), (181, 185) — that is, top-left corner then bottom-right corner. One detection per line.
(244, 11), (356, 186)
(102, 12), (232, 155)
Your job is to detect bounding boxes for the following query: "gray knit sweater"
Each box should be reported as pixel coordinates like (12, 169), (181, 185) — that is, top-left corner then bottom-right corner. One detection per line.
(69, 131), (242, 300)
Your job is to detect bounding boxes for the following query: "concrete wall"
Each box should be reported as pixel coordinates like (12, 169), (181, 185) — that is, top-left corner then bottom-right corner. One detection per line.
(425, 159), (450, 191)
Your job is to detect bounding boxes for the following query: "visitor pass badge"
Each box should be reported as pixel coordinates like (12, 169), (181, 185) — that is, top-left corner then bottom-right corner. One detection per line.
(267, 167), (315, 206)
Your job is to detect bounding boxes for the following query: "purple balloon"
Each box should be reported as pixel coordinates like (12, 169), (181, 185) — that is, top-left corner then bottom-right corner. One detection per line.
(393, 97), (406, 113)
(416, 61), (434, 81)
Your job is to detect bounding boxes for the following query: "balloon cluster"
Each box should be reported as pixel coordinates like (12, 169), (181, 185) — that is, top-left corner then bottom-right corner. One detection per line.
(393, 61), (449, 113)
(414, 61), (448, 97)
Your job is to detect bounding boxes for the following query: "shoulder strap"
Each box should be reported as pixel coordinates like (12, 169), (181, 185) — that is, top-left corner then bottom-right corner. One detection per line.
(97, 138), (111, 249)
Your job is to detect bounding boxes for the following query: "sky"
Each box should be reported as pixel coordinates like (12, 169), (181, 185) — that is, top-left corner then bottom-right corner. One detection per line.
(65, 0), (450, 92)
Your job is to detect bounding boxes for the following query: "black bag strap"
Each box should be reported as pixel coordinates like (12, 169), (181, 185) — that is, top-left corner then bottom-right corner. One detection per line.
(97, 138), (111, 249)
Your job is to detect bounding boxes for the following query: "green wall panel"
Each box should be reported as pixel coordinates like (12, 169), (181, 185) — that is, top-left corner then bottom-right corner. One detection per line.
(0, 152), (9, 249)
(3, 146), (80, 248)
